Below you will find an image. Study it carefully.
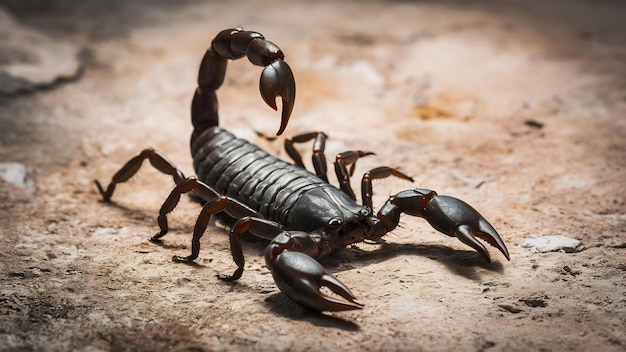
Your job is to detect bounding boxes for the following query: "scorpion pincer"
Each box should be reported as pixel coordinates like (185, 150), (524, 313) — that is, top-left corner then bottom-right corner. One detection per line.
(95, 28), (510, 312)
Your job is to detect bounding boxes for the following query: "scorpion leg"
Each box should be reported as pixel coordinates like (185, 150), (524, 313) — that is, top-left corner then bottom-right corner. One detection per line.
(94, 148), (185, 202)
(373, 189), (510, 262)
(284, 131), (329, 181)
(172, 195), (260, 263)
(149, 176), (217, 242)
(360, 166), (414, 210)
(334, 150), (376, 201)
(147, 176), (261, 264)
(218, 217), (285, 281)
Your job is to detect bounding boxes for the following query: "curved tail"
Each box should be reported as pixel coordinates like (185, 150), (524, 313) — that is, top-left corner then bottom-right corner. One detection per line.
(191, 28), (296, 138)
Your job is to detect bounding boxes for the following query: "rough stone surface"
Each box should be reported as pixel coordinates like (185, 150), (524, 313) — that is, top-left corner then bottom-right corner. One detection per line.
(1, 1), (625, 351)
(0, 8), (81, 94)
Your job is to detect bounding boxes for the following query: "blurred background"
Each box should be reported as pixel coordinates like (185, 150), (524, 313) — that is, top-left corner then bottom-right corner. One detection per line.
(1, 1), (624, 351)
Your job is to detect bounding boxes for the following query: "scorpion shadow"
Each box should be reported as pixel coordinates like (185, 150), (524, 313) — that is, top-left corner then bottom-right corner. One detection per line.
(329, 242), (506, 281)
(259, 242), (505, 328)
(263, 293), (361, 331)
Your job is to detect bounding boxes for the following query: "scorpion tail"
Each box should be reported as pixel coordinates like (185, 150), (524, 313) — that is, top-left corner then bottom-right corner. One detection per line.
(192, 28), (296, 137)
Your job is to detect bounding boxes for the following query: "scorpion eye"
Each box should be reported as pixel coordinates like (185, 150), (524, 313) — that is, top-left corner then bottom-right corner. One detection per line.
(327, 217), (343, 230)
(359, 207), (372, 217)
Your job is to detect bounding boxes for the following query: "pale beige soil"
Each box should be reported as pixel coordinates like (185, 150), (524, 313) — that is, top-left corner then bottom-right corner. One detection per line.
(1, 1), (625, 351)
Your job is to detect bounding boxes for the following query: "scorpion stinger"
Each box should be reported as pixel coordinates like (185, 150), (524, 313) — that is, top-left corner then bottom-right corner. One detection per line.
(260, 59), (295, 136)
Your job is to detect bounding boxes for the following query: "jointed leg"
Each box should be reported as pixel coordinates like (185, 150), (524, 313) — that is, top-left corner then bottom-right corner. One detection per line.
(173, 195), (261, 263)
(95, 148), (185, 201)
(220, 217), (285, 280)
(147, 176), (261, 263)
(334, 150), (375, 200)
(360, 166), (413, 209)
(255, 130), (330, 181)
(284, 131), (329, 181)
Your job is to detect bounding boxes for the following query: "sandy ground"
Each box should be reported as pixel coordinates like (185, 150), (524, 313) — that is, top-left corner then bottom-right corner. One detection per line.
(1, 1), (625, 351)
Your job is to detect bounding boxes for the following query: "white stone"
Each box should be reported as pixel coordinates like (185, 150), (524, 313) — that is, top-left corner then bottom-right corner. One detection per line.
(522, 235), (583, 253)
(0, 162), (35, 190)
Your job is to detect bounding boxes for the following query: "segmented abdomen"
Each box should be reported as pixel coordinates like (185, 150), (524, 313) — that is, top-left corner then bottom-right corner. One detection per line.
(191, 127), (327, 224)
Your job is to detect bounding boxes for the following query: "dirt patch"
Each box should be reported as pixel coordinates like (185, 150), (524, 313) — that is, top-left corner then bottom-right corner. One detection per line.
(1, 1), (625, 351)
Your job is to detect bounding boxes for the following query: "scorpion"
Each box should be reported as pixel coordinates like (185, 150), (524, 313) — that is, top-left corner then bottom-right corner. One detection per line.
(95, 28), (510, 312)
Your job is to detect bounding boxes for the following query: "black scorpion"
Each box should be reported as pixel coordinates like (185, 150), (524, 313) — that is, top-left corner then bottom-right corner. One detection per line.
(95, 28), (510, 311)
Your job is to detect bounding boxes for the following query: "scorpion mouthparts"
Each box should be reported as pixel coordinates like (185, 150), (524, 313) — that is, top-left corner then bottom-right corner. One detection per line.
(259, 59), (295, 136)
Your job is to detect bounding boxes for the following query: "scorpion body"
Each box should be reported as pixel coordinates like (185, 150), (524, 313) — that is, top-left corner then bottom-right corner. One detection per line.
(192, 127), (357, 235)
(96, 28), (510, 312)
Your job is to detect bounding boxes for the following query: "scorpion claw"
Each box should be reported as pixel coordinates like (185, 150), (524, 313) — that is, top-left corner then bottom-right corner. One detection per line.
(260, 59), (295, 136)
(454, 224), (492, 263)
(271, 251), (363, 311)
(424, 195), (510, 262)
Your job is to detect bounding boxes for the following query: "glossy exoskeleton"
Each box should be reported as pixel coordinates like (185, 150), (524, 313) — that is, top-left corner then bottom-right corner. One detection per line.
(95, 28), (510, 311)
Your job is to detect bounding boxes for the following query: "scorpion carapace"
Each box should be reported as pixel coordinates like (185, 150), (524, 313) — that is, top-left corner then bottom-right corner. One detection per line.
(95, 28), (510, 312)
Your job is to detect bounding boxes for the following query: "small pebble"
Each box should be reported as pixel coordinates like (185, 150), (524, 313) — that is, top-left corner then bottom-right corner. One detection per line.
(521, 235), (583, 253)
(0, 162), (35, 190)
(498, 304), (523, 314)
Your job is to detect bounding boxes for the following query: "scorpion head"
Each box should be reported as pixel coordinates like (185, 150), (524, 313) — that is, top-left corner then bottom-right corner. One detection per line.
(286, 187), (387, 251)
(324, 206), (390, 247)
